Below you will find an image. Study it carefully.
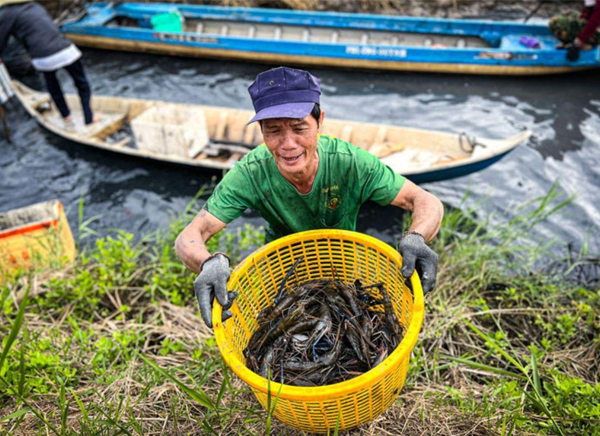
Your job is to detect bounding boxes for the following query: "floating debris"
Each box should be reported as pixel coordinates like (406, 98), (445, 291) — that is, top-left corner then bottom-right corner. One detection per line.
(244, 277), (405, 387)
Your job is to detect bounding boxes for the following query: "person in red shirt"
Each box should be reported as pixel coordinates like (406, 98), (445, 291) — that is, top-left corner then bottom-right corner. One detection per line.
(568, 0), (600, 60)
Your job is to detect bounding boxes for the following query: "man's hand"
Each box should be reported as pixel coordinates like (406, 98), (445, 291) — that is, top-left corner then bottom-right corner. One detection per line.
(398, 232), (439, 295)
(194, 253), (236, 328)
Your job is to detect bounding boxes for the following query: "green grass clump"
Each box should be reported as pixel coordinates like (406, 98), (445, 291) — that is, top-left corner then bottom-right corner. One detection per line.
(1, 187), (599, 435)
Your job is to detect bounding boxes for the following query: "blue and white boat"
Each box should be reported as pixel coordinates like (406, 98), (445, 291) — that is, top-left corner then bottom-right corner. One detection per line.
(61, 2), (600, 75)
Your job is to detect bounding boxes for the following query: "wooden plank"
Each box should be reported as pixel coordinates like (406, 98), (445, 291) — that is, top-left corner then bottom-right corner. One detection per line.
(226, 111), (253, 143)
(243, 122), (260, 145)
(214, 110), (229, 141)
(340, 125), (353, 142)
(112, 137), (131, 148)
(211, 143), (252, 154)
(226, 152), (243, 165)
(90, 113), (127, 139)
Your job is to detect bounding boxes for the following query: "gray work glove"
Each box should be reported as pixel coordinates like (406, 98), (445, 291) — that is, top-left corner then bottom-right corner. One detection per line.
(398, 232), (439, 295)
(194, 253), (236, 328)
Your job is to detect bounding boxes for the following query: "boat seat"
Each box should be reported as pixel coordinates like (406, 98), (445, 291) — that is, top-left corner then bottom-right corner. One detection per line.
(89, 112), (128, 139)
(368, 127), (406, 157)
(45, 110), (126, 138)
(370, 142), (405, 158)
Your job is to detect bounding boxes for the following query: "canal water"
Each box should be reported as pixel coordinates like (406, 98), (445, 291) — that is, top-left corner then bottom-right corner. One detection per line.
(1, 49), (599, 275)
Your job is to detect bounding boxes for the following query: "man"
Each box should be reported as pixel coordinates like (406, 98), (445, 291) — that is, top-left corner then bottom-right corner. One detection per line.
(549, 0), (600, 61)
(0, 0), (99, 126)
(175, 67), (444, 328)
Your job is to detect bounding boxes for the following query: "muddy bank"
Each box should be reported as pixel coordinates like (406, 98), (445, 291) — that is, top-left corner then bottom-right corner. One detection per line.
(45, 0), (578, 20)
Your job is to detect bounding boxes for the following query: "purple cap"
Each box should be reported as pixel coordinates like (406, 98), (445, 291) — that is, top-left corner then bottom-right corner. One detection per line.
(247, 67), (321, 124)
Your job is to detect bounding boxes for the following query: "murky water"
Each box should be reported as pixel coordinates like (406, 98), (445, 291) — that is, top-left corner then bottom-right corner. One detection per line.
(1, 49), (599, 265)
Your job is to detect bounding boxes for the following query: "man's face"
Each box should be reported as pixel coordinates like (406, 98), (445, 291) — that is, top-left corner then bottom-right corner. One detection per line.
(261, 112), (324, 177)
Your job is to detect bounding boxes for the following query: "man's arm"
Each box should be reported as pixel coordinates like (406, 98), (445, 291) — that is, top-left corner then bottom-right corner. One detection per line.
(388, 179), (443, 294)
(390, 179), (444, 242)
(175, 209), (227, 274)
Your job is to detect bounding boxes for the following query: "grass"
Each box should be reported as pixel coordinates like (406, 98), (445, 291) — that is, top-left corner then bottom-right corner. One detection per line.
(0, 187), (599, 435)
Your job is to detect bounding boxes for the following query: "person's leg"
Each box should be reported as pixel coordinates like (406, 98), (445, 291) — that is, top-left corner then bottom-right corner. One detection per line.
(65, 59), (95, 124)
(42, 70), (71, 119)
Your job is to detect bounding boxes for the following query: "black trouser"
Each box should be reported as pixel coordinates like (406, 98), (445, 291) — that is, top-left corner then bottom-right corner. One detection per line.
(43, 59), (93, 124)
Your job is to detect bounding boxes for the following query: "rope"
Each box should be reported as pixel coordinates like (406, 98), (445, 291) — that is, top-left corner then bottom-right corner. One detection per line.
(458, 132), (487, 153)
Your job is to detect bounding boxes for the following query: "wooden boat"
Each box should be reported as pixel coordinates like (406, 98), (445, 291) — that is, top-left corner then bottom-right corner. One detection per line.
(0, 200), (76, 280)
(61, 2), (600, 75)
(11, 81), (530, 184)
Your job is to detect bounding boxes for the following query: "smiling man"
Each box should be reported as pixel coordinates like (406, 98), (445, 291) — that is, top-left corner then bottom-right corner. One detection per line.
(175, 67), (444, 327)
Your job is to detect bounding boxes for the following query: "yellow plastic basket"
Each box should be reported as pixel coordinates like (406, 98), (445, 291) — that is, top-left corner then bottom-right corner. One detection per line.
(213, 229), (424, 433)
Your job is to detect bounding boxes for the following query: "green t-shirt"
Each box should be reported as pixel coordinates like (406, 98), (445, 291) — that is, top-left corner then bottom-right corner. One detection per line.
(204, 135), (405, 242)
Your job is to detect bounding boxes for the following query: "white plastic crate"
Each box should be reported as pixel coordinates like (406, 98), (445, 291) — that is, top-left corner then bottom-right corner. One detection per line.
(131, 103), (209, 158)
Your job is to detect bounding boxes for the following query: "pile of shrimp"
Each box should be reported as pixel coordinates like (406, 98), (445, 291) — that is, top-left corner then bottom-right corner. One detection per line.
(244, 277), (405, 387)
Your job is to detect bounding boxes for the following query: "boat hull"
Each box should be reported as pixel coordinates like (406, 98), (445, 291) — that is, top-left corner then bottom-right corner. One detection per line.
(61, 2), (600, 75)
(65, 33), (592, 75)
(407, 151), (512, 184)
(11, 80), (530, 184)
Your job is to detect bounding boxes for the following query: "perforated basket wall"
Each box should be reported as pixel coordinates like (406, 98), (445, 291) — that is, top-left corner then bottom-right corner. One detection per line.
(213, 229), (424, 433)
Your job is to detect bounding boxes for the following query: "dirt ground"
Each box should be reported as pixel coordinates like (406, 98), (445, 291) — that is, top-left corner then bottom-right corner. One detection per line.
(46, 0), (579, 20)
